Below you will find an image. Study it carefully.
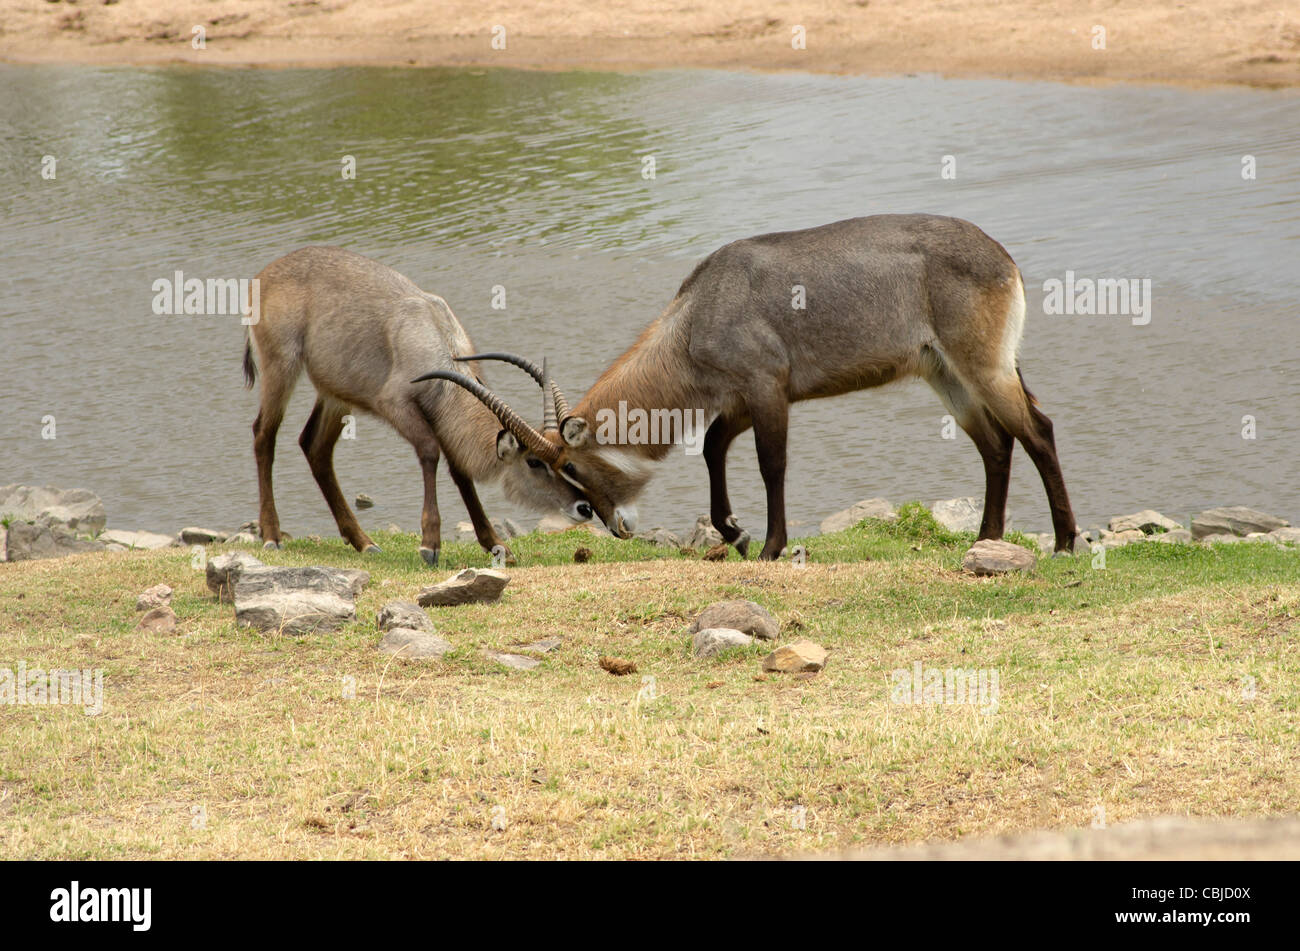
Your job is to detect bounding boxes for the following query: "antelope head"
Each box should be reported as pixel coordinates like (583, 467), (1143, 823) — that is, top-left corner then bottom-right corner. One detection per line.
(434, 353), (655, 538)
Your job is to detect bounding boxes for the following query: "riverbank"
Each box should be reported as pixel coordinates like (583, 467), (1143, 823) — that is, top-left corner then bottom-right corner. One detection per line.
(2, 0), (1297, 88)
(3, 508), (1298, 858)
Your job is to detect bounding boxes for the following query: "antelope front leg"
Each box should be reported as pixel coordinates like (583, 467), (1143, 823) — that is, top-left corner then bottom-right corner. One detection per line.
(749, 397), (790, 561)
(447, 463), (515, 566)
(704, 414), (752, 557)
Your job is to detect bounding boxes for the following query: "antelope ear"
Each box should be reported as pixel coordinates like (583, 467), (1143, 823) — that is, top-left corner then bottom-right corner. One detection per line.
(496, 429), (523, 461)
(560, 415), (590, 448)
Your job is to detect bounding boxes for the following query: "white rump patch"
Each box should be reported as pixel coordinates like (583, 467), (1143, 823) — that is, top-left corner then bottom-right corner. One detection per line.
(999, 278), (1027, 376)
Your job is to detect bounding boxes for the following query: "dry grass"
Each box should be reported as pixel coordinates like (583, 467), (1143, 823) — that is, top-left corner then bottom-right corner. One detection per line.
(1, 514), (1298, 859)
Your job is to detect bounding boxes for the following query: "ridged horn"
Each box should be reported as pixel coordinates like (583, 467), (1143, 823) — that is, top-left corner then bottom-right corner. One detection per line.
(456, 352), (571, 427)
(542, 359), (557, 433)
(411, 369), (560, 463)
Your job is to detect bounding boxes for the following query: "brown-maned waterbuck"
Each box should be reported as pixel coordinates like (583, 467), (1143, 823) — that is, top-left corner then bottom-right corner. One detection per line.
(243, 246), (594, 565)
(438, 215), (1077, 561)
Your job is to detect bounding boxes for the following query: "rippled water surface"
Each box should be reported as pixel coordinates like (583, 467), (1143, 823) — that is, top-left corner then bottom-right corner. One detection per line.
(2, 66), (1297, 539)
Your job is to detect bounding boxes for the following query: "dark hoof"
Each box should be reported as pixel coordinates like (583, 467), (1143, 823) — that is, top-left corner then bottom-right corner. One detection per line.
(419, 546), (440, 566)
(364, 544), (383, 555)
(262, 540), (282, 550)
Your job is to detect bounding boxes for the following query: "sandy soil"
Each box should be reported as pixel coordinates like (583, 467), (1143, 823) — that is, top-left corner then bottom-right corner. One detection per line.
(1, 0), (1298, 87)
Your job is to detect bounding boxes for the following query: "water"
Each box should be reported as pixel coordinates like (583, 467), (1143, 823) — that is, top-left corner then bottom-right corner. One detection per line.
(2, 65), (1297, 541)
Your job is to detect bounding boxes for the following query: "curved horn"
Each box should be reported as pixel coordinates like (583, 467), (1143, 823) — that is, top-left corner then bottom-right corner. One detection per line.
(542, 359), (557, 433)
(412, 369), (560, 463)
(457, 351), (572, 426)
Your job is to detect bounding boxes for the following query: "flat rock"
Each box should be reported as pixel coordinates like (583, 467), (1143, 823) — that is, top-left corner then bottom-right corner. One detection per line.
(819, 498), (897, 534)
(635, 527), (683, 548)
(205, 551), (264, 602)
(136, 584), (173, 611)
(378, 628), (453, 660)
(929, 497), (985, 534)
(961, 539), (1037, 575)
(762, 639), (828, 673)
(1191, 506), (1289, 539)
(376, 600), (433, 632)
(417, 568), (510, 607)
(233, 565), (369, 635)
(1157, 528), (1194, 544)
(0, 484), (106, 534)
(2, 516), (104, 561)
(688, 600), (779, 640)
(520, 638), (562, 654)
(100, 529), (176, 550)
(138, 606), (177, 633)
(693, 627), (754, 658)
(1108, 509), (1183, 534)
(686, 515), (724, 550)
(485, 650), (540, 670)
(180, 527), (227, 545)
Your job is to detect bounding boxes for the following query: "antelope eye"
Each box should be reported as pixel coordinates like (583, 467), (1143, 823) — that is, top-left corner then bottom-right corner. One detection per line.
(526, 458), (544, 470)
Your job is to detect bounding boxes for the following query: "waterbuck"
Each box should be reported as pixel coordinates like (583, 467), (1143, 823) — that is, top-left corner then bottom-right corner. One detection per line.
(433, 215), (1077, 560)
(243, 247), (594, 565)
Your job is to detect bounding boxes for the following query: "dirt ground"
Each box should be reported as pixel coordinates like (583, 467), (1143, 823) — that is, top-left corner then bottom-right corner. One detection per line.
(1, 0), (1298, 87)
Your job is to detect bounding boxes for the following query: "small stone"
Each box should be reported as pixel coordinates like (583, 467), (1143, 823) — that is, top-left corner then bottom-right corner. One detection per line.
(417, 568), (510, 607)
(693, 627), (753, 658)
(224, 532), (259, 546)
(138, 605), (177, 633)
(599, 656), (637, 676)
(961, 539), (1037, 575)
(205, 552), (264, 602)
(1191, 506), (1289, 540)
(378, 628), (452, 660)
(355, 493), (375, 509)
(376, 600), (433, 632)
(689, 600), (780, 640)
(486, 650), (540, 670)
(135, 584), (173, 611)
(762, 639), (828, 673)
(819, 498), (897, 534)
(686, 515), (724, 550)
(180, 527), (227, 545)
(1108, 509), (1183, 534)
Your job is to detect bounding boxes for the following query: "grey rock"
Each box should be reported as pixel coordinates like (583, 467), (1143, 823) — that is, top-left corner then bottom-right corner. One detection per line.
(0, 484), (106, 534)
(1191, 506), (1289, 540)
(929, 497), (985, 534)
(233, 565), (369, 635)
(180, 527), (227, 545)
(961, 539), (1037, 575)
(224, 531), (260, 545)
(205, 552), (264, 602)
(484, 650), (540, 670)
(1156, 528), (1194, 544)
(2, 516), (104, 561)
(136, 584), (173, 611)
(819, 498), (897, 534)
(1268, 527), (1300, 546)
(376, 600), (433, 632)
(693, 627), (754, 658)
(635, 527), (682, 548)
(1199, 533), (1247, 545)
(378, 628), (453, 660)
(1100, 529), (1147, 548)
(100, 529), (175, 550)
(104, 543), (128, 553)
(355, 493), (375, 509)
(1108, 509), (1183, 534)
(686, 515), (724, 550)
(688, 600), (779, 640)
(417, 568), (510, 607)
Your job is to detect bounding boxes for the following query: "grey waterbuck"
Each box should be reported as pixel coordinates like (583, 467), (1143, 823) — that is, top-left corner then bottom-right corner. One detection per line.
(441, 215), (1077, 560)
(243, 246), (593, 565)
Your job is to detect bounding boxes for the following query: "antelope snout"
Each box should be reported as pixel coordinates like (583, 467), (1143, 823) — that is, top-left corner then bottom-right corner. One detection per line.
(612, 506), (637, 539)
